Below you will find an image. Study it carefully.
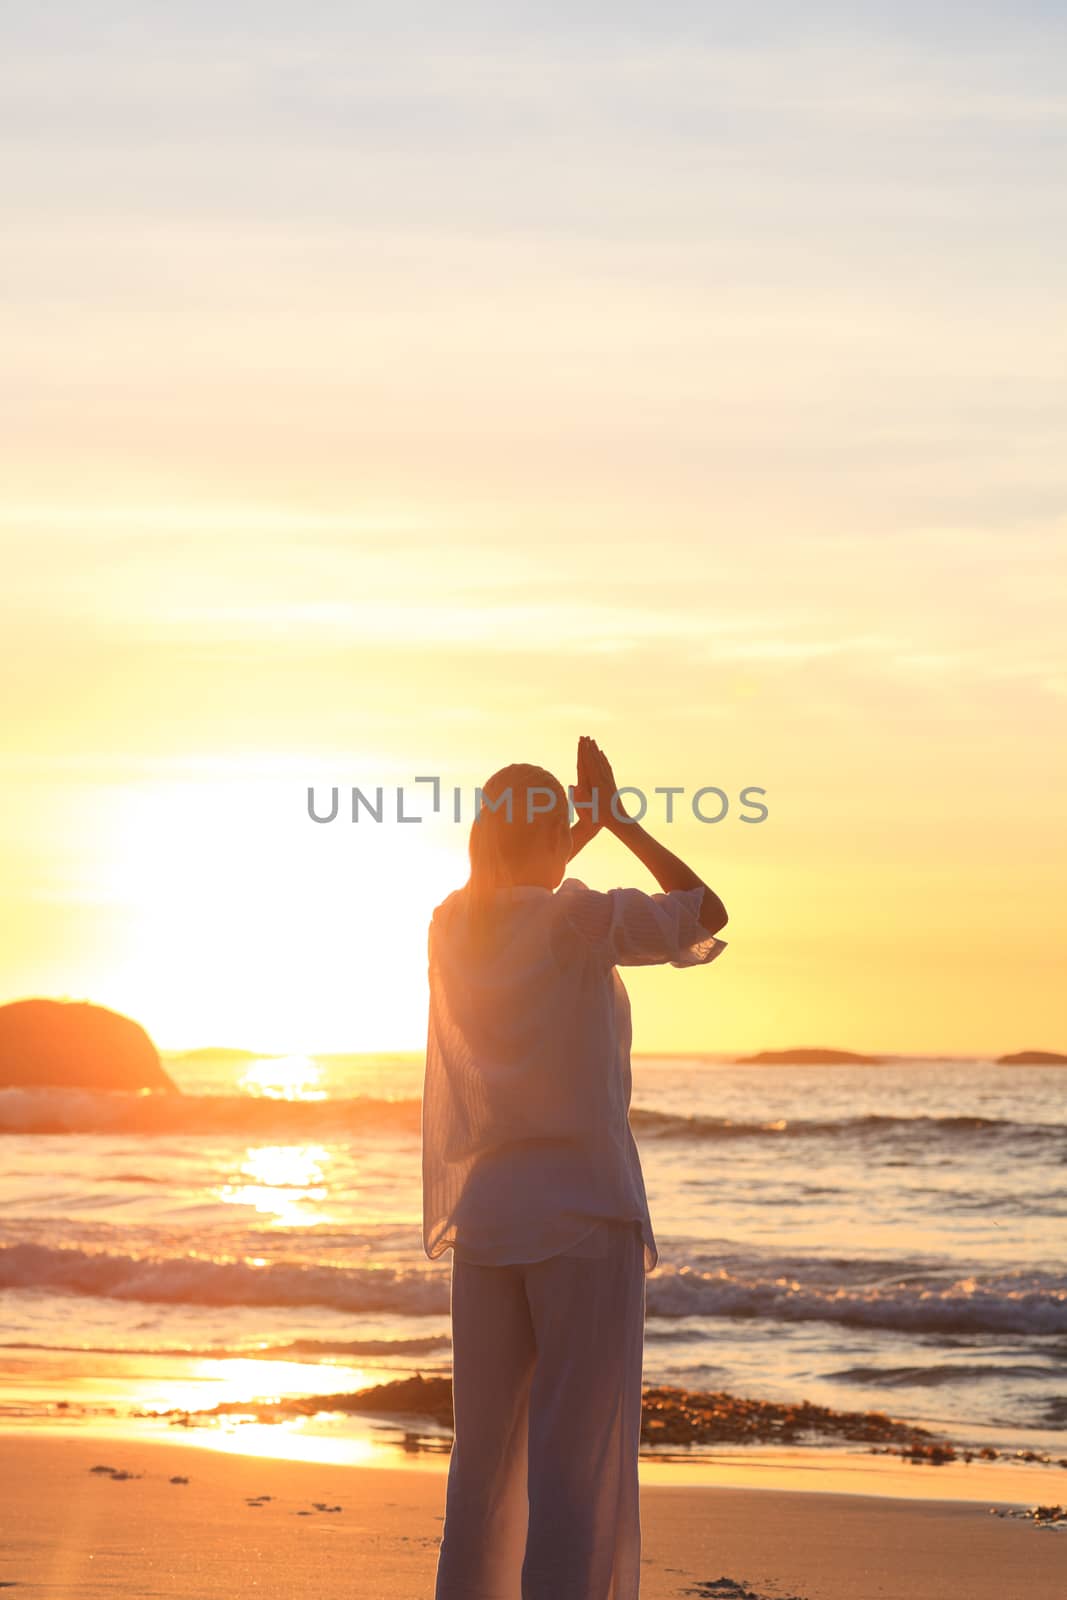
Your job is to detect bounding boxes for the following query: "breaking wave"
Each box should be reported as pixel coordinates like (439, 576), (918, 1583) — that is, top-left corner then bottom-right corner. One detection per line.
(3, 1242), (1064, 1336)
(1, 1088), (1061, 1150)
(0, 1088), (421, 1137)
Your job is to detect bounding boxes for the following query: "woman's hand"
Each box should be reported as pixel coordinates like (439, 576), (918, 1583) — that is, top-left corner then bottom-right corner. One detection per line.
(573, 737), (727, 929)
(581, 738), (633, 828)
(572, 735), (595, 816)
(567, 736), (602, 859)
(581, 739), (727, 932)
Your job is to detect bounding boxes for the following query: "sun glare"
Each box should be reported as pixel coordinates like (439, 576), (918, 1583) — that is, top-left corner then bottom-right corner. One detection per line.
(217, 1143), (333, 1226)
(239, 1055), (325, 1100)
(85, 773), (468, 1050)
(140, 1356), (373, 1416)
(178, 1420), (391, 1469)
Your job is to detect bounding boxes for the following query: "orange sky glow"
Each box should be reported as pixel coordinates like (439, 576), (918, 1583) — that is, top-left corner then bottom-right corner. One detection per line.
(2, 8), (1064, 1056)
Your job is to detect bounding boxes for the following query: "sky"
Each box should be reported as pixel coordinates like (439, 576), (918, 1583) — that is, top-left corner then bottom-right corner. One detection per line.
(2, 2), (1064, 1055)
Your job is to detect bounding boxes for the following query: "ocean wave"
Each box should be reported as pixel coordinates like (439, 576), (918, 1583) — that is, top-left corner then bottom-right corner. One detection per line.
(0, 1333), (450, 1360)
(0, 1243), (448, 1315)
(1, 1088), (1062, 1146)
(0, 1088), (421, 1137)
(630, 1108), (1063, 1144)
(646, 1264), (1067, 1334)
(3, 1242), (1065, 1336)
(1037, 1396), (1067, 1427)
(825, 1361), (1060, 1388)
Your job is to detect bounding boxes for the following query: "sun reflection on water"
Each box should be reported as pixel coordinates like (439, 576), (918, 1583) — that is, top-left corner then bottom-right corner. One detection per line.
(131, 1356), (417, 1469)
(138, 1357), (372, 1416)
(218, 1144), (333, 1226)
(239, 1055), (326, 1100)
(188, 1421), (384, 1467)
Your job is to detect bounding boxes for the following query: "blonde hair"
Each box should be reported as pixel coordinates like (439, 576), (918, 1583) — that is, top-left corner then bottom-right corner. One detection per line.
(464, 763), (569, 952)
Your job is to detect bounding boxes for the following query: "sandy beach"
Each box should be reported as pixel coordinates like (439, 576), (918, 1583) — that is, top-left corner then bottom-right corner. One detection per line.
(2, 1431), (1063, 1600)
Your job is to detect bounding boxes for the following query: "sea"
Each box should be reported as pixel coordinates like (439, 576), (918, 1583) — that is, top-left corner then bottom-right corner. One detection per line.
(1, 1053), (1064, 1468)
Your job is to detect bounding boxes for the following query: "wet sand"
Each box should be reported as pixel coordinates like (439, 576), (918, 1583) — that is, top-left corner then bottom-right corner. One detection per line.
(1, 1431), (1064, 1598)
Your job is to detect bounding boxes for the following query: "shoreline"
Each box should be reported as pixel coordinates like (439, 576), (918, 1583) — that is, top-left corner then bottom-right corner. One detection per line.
(2, 1429), (1064, 1600)
(7, 1346), (1064, 1472)
(6, 1411), (1066, 1507)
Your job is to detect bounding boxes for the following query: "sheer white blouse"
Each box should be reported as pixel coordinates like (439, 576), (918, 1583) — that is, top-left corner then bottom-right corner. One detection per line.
(421, 875), (727, 1275)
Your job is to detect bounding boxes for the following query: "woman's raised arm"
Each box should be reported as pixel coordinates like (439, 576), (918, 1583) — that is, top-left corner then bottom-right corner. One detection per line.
(582, 739), (728, 935)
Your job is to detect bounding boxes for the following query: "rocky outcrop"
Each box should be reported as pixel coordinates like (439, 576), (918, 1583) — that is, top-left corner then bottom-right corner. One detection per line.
(996, 1050), (1067, 1065)
(0, 999), (176, 1092)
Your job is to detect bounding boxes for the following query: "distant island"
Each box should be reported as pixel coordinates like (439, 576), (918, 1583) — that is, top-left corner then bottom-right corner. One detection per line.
(737, 1047), (884, 1065)
(0, 998), (177, 1092)
(995, 1050), (1067, 1065)
(166, 1047), (273, 1064)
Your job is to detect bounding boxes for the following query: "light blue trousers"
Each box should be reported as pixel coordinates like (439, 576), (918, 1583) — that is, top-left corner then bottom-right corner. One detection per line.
(434, 1219), (647, 1600)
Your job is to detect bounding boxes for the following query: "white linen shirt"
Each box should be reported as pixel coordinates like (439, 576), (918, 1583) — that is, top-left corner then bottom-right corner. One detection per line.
(421, 875), (727, 1275)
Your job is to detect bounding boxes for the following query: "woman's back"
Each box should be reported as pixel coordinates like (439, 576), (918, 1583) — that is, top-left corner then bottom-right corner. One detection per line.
(422, 875), (726, 1271)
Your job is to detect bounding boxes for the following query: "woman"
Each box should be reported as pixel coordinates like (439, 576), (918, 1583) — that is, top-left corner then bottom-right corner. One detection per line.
(422, 737), (728, 1600)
